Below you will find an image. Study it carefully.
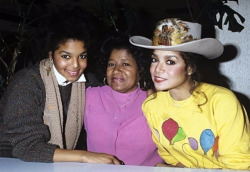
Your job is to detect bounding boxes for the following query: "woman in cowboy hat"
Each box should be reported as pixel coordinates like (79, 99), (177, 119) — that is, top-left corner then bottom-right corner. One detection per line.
(130, 18), (250, 169)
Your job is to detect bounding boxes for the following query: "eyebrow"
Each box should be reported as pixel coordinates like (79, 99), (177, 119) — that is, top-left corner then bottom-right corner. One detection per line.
(152, 53), (179, 59)
(59, 50), (87, 54)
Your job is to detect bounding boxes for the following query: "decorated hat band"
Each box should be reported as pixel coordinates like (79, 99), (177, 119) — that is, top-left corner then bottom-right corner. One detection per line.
(129, 18), (224, 59)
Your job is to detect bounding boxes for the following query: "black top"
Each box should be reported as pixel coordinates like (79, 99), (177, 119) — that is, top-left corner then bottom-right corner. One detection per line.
(0, 64), (100, 162)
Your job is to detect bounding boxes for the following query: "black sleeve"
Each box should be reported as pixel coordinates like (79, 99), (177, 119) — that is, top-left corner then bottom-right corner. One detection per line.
(1, 66), (58, 162)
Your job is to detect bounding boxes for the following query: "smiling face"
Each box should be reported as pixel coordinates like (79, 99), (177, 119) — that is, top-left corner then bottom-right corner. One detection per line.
(106, 49), (140, 93)
(50, 39), (87, 82)
(150, 50), (193, 96)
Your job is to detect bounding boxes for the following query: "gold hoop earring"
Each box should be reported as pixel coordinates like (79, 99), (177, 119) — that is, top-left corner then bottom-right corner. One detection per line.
(138, 81), (146, 88)
(103, 77), (108, 85)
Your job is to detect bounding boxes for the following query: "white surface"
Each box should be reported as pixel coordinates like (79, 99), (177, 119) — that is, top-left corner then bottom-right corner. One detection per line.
(0, 158), (247, 172)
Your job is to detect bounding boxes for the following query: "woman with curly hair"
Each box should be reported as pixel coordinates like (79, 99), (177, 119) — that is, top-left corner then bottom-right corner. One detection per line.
(0, 8), (121, 164)
(84, 32), (162, 166)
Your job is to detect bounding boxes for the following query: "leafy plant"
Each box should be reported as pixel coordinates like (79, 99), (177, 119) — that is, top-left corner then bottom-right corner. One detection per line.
(190, 0), (245, 32)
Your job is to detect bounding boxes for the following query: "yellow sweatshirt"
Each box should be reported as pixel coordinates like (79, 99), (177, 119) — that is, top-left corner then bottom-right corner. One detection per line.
(142, 82), (250, 169)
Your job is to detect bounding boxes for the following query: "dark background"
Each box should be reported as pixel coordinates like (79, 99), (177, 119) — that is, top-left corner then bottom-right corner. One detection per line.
(1, 0), (242, 72)
(1, 0), (220, 85)
(0, 0), (249, 116)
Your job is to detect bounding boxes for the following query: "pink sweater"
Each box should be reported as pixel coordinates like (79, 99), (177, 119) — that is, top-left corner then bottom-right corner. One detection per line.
(84, 86), (162, 166)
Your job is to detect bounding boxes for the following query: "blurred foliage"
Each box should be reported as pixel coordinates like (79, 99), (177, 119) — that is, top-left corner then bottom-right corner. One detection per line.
(91, 0), (139, 36)
(0, 0), (39, 96)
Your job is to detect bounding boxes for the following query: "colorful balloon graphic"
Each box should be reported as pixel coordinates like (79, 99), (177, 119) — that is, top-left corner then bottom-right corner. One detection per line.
(172, 127), (186, 144)
(162, 118), (178, 144)
(200, 129), (215, 155)
(212, 136), (219, 153)
(188, 137), (198, 150)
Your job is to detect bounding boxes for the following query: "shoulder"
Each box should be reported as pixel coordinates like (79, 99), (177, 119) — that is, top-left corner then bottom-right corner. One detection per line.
(200, 83), (236, 97)
(138, 87), (147, 97)
(5, 64), (44, 93)
(145, 91), (167, 102)
(198, 82), (239, 105)
(86, 85), (110, 97)
(143, 91), (167, 110)
(0, 64), (46, 113)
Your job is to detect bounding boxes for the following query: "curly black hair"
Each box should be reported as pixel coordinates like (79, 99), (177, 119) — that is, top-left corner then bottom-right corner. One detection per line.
(34, 7), (97, 60)
(95, 32), (152, 91)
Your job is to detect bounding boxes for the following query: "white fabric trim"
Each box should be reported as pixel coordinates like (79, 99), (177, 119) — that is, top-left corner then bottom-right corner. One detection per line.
(53, 65), (86, 86)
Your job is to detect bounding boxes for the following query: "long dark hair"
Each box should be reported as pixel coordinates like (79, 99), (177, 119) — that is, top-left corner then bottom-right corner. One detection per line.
(148, 51), (208, 107)
(180, 52), (202, 83)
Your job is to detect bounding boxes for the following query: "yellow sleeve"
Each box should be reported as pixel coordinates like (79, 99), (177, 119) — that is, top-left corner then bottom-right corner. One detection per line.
(142, 100), (179, 166)
(212, 90), (250, 170)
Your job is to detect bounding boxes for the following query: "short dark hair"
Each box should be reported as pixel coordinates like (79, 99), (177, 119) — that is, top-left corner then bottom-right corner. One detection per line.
(95, 32), (152, 90)
(37, 7), (96, 59)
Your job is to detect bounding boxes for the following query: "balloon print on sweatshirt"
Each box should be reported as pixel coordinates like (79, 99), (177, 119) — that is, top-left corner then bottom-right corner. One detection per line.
(162, 118), (186, 144)
(212, 136), (220, 160)
(188, 137), (198, 150)
(161, 118), (219, 168)
(172, 127), (186, 143)
(200, 129), (215, 155)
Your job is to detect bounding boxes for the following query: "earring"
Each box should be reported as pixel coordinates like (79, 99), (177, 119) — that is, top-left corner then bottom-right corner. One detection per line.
(137, 81), (147, 88)
(103, 77), (107, 85)
(187, 67), (194, 76)
(137, 81), (147, 89)
(44, 60), (52, 76)
(45, 66), (51, 76)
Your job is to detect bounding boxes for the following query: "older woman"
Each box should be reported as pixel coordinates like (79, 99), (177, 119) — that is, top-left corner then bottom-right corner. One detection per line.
(84, 32), (162, 166)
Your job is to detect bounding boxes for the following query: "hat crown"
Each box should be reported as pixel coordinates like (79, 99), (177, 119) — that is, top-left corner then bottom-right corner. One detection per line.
(153, 18), (201, 46)
(129, 18), (224, 59)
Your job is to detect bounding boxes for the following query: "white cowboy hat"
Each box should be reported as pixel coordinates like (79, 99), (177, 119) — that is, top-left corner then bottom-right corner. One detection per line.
(129, 18), (224, 59)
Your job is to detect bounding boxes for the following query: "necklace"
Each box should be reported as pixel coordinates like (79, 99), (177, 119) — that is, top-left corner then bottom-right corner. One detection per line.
(111, 89), (140, 108)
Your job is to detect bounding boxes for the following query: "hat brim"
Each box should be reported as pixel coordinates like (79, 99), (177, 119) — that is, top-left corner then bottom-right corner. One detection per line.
(129, 36), (224, 59)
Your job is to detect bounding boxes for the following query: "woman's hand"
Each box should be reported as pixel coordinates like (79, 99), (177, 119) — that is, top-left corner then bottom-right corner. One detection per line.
(53, 149), (123, 165)
(82, 151), (123, 165)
